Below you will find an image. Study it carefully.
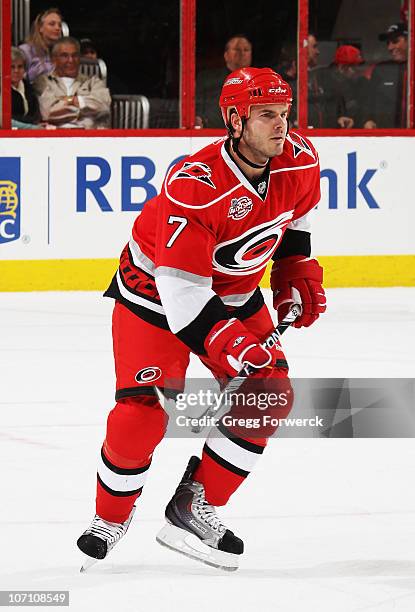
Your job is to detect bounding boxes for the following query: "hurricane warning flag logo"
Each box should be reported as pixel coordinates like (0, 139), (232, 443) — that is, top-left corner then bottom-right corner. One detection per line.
(0, 158), (21, 243)
(168, 161), (216, 189)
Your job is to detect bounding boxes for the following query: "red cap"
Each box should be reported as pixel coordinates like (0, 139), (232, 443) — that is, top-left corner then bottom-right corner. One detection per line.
(334, 45), (364, 65)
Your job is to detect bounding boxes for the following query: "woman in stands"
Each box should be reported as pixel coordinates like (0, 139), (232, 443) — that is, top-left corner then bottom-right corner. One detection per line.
(19, 8), (62, 82)
(11, 46), (41, 127)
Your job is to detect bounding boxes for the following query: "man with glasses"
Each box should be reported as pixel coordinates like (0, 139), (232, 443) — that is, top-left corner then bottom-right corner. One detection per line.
(34, 36), (111, 128)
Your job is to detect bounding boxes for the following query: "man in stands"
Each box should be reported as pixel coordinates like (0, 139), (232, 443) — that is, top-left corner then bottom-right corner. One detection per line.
(196, 34), (252, 128)
(77, 67), (326, 572)
(364, 22), (408, 128)
(34, 36), (111, 128)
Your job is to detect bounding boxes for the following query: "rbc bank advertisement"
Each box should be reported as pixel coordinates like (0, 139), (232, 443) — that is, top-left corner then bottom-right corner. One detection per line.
(0, 136), (413, 261)
(0, 157), (21, 244)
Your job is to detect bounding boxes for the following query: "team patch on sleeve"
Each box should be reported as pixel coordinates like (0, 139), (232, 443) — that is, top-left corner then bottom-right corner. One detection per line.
(168, 161), (216, 189)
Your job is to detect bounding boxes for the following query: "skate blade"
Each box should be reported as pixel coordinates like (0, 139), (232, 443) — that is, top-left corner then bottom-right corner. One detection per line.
(156, 523), (239, 572)
(80, 556), (99, 573)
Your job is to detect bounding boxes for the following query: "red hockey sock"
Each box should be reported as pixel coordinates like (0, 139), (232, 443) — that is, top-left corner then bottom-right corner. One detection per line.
(96, 396), (167, 523)
(193, 432), (267, 506)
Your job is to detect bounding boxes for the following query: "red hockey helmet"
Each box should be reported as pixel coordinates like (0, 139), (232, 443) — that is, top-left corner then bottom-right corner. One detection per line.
(219, 67), (293, 126)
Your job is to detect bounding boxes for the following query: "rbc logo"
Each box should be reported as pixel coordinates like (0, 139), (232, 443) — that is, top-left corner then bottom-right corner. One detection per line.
(0, 158), (21, 243)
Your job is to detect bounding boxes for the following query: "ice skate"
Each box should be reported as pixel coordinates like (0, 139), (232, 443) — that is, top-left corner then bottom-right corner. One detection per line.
(77, 506), (136, 571)
(156, 456), (243, 571)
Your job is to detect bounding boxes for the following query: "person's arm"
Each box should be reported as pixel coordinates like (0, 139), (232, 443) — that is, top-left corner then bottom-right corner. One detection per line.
(38, 83), (79, 125)
(271, 146), (326, 328)
(77, 76), (111, 117)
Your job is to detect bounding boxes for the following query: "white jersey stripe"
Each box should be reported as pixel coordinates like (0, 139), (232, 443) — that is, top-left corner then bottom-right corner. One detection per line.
(221, 290), (256, 307)
(129, 237), (156, 276)
(155, 270), (216, 333)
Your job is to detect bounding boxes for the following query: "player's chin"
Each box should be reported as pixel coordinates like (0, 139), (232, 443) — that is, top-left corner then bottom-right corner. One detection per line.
(269, 139), (284, 156)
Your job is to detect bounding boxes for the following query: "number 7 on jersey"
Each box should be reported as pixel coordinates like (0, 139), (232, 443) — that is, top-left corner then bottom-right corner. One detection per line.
(166, 215), (188, 248)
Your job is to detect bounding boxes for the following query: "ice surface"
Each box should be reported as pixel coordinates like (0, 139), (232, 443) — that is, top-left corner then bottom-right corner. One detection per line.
(0, 288), (414, 611)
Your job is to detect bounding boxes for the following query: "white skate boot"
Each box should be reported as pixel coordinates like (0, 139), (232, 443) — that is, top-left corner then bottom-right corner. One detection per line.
(77, 506), (136, 571)
(156, 456), (243, 571)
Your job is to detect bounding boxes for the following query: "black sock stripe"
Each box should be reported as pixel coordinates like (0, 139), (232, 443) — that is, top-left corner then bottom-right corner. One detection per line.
(101, 447), (151, 475)
(203, 444), (249, 478)
(97, 473), (143, 497)
(217, 420), (265, 454)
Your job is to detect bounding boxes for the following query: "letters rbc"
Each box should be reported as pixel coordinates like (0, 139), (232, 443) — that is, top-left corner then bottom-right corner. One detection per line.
(76, 156), (157, 212)
(76, 152), (380, 213)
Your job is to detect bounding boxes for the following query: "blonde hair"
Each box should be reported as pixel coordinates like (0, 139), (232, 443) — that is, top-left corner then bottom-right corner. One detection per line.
(26, 7), (62, 57)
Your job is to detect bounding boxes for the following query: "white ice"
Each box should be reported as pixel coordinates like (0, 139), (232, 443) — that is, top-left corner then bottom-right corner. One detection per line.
(0, 288), (414, 612)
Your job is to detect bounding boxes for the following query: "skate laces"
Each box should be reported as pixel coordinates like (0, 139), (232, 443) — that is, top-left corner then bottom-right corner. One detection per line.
(86, 515), (128, 545)
(193, 486), (226, 534)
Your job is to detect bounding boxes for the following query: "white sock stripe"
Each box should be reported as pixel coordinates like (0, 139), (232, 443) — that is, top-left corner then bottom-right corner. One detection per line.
(97, 455), (150, 493)
(206, 428), (262, 473)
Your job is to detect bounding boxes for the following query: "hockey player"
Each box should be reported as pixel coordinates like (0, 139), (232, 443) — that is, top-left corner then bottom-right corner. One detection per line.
(77, 67), (326, 571)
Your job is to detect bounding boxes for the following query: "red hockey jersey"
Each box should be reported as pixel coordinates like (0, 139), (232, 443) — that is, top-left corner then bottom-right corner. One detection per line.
(105, 132), (320, 354)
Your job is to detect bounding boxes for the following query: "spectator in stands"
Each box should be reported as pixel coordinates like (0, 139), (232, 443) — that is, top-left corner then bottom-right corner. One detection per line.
(11, 47), (41, 127)
(34, 37), (111, 128)
(364, 23), (408, 128)
(19, 8), (62, 83)
(196, 35), (252, 128)
(276, 44), (297, 124)
(80, 38), (98, 61)
(308, 33), (348, 128)
(327, 45), (370, 129)
(308, 33), (320, 69)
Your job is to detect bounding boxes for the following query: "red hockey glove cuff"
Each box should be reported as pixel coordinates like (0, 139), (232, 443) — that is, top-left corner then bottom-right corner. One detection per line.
(271, 255), (326, 328)
(205, 318), (285, 378)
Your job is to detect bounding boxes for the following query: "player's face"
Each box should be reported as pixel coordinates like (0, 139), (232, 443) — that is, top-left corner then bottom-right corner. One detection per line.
(240, 104), (288, 162)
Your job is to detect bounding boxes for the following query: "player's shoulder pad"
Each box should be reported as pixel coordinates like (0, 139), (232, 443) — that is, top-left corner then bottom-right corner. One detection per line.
(274, 131), (319, 171)
(164, 138), (231, 209)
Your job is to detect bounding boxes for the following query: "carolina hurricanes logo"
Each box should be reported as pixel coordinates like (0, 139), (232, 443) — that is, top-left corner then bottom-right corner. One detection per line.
(286, 133), (316, 160)
(213, 211), (294, 276)
(168, 162), (216, 189)
(228, 196), (253, 220)
(135, 366), (162, 384)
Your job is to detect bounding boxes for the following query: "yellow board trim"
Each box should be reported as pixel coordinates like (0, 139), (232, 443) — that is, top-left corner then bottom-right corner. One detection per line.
(0, 255), (414, 291)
